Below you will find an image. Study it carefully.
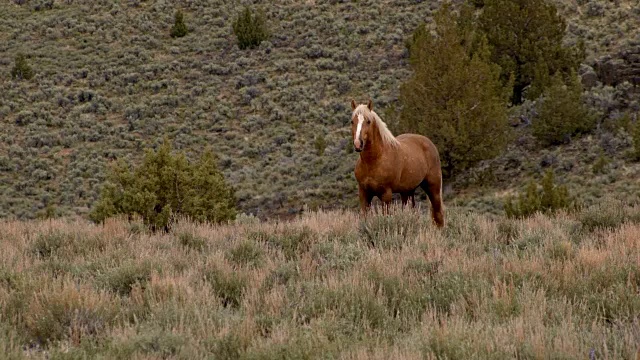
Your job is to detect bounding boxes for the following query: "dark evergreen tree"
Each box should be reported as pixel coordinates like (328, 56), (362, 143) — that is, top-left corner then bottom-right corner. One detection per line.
(478, 0), (584, 104)
(11, 53), (34, 80)
(232, 6), (269, 50)
(170, 10), (188, 38)
(398, 4), (511, 178)
(532, 72), (594, 146)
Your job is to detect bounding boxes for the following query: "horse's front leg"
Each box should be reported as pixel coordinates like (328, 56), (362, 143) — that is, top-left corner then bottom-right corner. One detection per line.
(359, 185), (373, 217)
(381, 188), (393, 216)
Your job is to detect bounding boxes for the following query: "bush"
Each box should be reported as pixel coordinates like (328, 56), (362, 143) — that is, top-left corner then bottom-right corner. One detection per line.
(504, 169), (574, 218)
(101, 261), (153, 296)
(90, 139), (236, 232)
(24, 283), (120, 346)
(226, 241), (263, 267)
(177, 232), (207, 252)
(204, 267), (247, 308)
(11, 53), (34, 80)
(170, 10), (188, 38)
(532, 72), (594, 146)
(232, 6), (269, 50)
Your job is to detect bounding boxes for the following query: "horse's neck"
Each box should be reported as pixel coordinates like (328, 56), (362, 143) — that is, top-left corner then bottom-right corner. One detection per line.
(360, 123), (387, 164)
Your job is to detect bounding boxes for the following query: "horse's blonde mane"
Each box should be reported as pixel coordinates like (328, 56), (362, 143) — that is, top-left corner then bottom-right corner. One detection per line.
(352, 104), (400, 148)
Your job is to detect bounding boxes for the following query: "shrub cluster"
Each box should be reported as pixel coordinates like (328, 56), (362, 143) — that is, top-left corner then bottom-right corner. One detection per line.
(504, 169), (574, 218)
(90, 140), (236, 231)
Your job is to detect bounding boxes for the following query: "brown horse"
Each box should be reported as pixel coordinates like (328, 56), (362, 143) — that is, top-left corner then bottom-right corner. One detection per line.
(351, 99), (445, 227)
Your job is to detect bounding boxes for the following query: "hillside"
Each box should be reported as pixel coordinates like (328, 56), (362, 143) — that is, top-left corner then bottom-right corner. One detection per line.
(1, 0), (639, 220)
(2, 203), (640, 358)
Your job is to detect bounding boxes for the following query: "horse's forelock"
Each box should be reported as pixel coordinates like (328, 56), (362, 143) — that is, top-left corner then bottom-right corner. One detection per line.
(351, 104), (399, 148)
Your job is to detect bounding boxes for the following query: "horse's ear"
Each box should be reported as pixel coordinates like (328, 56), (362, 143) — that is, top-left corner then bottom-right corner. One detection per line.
(351, 99), (356, 111)
(367, 99), (373, 111)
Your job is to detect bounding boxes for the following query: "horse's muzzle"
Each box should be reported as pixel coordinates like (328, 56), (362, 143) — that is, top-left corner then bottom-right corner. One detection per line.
(354, 139), (364, 152)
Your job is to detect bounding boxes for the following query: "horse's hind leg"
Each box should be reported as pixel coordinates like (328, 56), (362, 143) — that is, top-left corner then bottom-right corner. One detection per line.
(420, 178), (445, 228)
(401, 191), (416, 209)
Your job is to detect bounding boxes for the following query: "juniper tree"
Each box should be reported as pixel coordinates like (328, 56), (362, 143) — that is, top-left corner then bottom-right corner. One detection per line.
(170, 10), (188, 38)
(532, 72), (594, 146)
(398, 4), (511, 179)
(232, 6), (269, 50)
(477, 0), (584, 104)
(11, 53), (34, 80)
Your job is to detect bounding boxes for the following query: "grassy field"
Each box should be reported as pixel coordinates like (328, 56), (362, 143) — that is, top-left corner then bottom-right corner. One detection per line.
(2, 200), (640, 359)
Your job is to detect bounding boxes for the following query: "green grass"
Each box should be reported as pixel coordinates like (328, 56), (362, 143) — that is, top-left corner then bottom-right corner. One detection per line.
(1, 203), (640, 358)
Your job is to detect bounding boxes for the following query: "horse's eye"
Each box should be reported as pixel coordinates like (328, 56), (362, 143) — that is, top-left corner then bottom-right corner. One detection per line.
(367, 120), (371, 124)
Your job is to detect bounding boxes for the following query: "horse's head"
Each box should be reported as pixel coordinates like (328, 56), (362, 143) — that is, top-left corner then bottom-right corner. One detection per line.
(350, 99), (374, 152)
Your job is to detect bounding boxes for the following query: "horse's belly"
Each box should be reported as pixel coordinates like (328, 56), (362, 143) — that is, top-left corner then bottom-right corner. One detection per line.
(394, 167), (425, 191)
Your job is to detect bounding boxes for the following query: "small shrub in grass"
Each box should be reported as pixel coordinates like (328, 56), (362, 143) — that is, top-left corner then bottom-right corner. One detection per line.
(11, 53), (34, 80)
(128, 330), (187, 358)
(591, 153), (610, 174)
(264, 262), (298, 288)
(511, 230), (544, 254)
(24, 283), (120, 346)
(226, 241), (263, 267)
(169, 10), (188, 38)
(177, 232), (207, 251)
(31, 231), (69, 258)
(403, 258), (441, 279)
(243, 333), (321, 359)
(293, 282), (387, 333)
(496, 218), (520, 245)
(492, 292), (521, 321)
(429, 272), (487, 315)
(359, 212), (423, 250)
(504, 169), (574, 218)
(313, 243), (362, 274)
(423, 330), (473, 359)
(548, 240), (574, 261)
(368, 270), (429, 323)
(128, 221), (145, 235)
(582, 283), (640, 324)
(204, 267), (247, 308)
(209, 331), (250, 360)
(101, 261), (153, 296)
(260, 226), (314, 260)
(577, 200), (640, 232)
(0, 267), (25, 291)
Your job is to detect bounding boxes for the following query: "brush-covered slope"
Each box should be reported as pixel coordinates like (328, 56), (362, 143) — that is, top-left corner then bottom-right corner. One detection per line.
(0, 0), (439, 220)
(0, 0), (639, 220)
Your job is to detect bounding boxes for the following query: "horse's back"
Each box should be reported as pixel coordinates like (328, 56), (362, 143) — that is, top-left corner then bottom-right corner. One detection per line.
(396, 133), (439, 161)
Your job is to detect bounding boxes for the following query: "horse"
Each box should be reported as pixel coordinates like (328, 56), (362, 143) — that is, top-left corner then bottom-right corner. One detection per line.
(350, 99), (445, 227)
